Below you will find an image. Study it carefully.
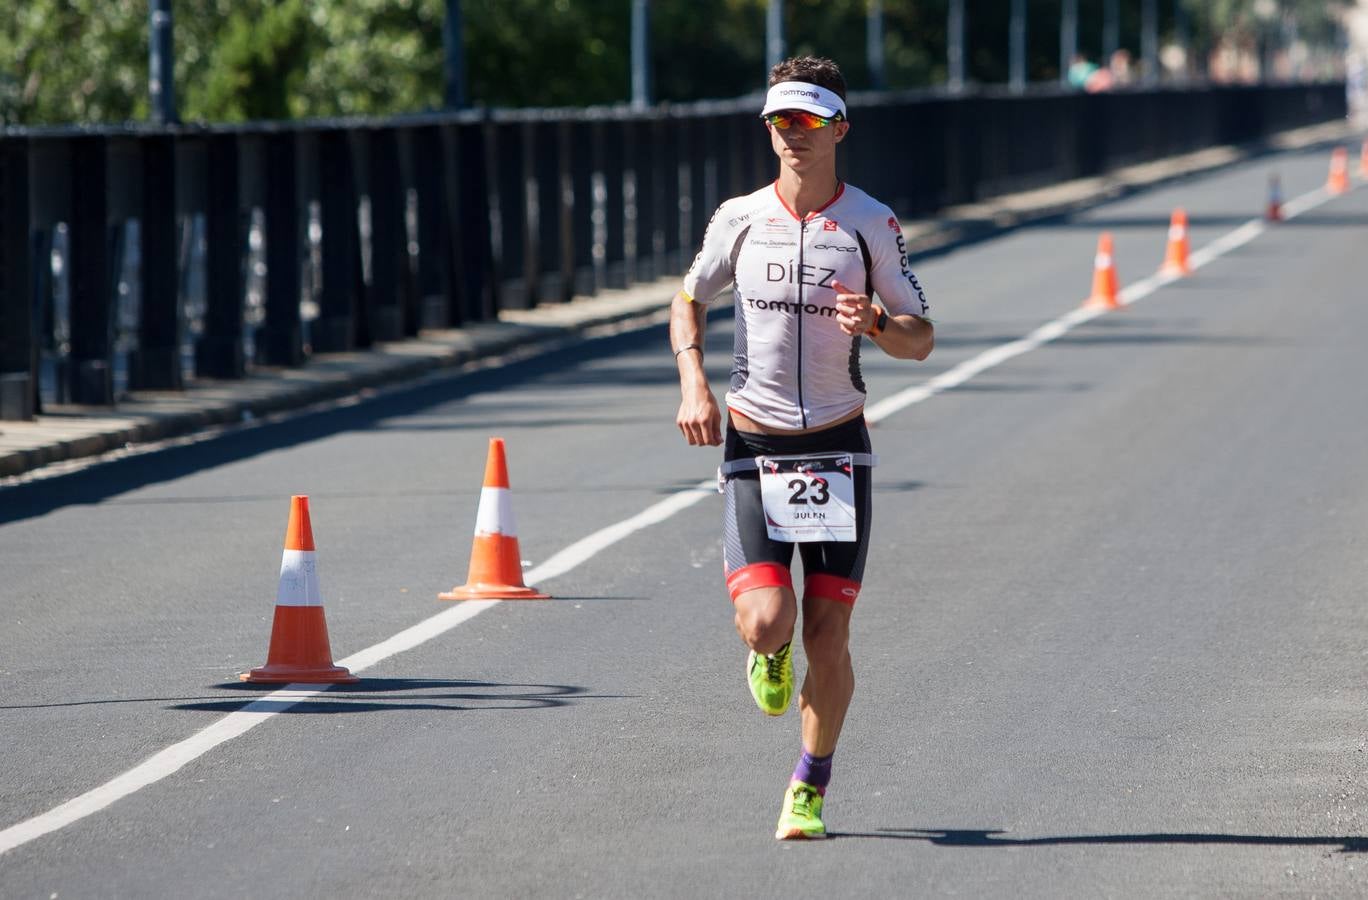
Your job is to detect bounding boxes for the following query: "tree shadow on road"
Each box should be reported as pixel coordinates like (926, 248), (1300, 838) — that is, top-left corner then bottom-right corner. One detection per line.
(0, 316), (702, 526)
(829, 827), (1368, 854)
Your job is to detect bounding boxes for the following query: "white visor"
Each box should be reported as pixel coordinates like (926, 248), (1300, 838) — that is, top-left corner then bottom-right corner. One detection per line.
(760, 81), (847, 120)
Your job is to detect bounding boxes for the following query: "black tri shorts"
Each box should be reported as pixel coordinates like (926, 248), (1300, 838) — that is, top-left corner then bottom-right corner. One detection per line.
(721, 415), (873, 604)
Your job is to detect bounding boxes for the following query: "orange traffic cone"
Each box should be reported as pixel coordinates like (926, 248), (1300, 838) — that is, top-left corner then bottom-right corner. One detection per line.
(1327, 147), (1350, 195)
(242, 496), (358, 684)
(1159, 208), (1193, 277)
(440, 438), (549, 600)
(1265, 174), (1284, 222)
(1082, 232), (1121, 310)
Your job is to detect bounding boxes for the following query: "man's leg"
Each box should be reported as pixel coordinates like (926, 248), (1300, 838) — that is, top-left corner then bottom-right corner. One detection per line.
(773, 583), (855, 840)
(797, 585), (855, 756)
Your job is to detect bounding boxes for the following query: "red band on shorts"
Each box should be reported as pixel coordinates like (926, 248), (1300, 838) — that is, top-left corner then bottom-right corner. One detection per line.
(726, 562), (793, 601)
(804, 573), (861, 605)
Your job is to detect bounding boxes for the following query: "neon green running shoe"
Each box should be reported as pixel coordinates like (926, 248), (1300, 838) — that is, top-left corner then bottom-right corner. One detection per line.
(775, 780), (827, 840)
(746, 642), (793, 716)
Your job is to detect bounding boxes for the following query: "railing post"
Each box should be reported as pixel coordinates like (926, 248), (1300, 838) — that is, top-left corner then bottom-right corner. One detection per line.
(129, 132), (182, 390)
(365, 127), (406, 341)
(686, 112), (712, 255)
(598, 116), (627, 289)
(408, 125), (455, 329)
(621, 117), (639, 285)
(669, 113), (689, 274)
(530, 116), (567, 304)
(519, 119), (541, 308)
(650, 114), (670, 276)
(629, 116), (656, 283)
(195, 131), (245, 378)
(681, 112), (711, 259)
(66, 134), (114, 405)
(568, 119), (596, 298)
(749, 113), (772, 191)
(257, 129), (304, 366)
(315, 127), (361, 352)
(451, 119), (494, 322)
(488, 118), (527, 310)
(557, 118), (578, 302)
(723, 114), (746, 199)
(0, 135), (35, 420)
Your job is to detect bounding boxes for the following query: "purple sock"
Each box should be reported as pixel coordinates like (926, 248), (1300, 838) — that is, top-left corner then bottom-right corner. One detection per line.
(792, 749), (833, 793)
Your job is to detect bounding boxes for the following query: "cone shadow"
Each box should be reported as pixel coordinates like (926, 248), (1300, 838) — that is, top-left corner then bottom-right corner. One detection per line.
(166, 677), (606, 714)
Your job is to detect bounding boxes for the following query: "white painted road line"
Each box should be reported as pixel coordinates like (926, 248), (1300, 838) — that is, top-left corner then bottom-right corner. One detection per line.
(0, 179), (1346, 857)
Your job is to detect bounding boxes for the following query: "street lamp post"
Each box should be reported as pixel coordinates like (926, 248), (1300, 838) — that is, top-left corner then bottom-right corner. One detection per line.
(767, 0), (785, 75)
(148, 0), (177, 124)
(1010, 0), (1027, 93)
(867, 0), (886, 91)
(443, 0), (467, 109)
(1061, 0), (1079, 86)
(1142, 0), (1159, 84)
(1103, 0), (1120, 62)
(631, 0), (651, 107)
(1174, 0), (1190, 81)
(948, 0), (966, 91)
(1253, 0), (1276, 83)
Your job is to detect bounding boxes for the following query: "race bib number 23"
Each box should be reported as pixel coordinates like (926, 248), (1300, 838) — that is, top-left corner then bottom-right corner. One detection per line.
(756, 452), (857, 543)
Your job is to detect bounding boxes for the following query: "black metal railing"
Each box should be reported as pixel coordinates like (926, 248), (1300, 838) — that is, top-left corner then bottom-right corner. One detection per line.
(0, 81), (1346, 419)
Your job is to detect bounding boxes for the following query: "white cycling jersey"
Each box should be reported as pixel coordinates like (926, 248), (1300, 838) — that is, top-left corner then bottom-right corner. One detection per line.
(682, 181), (931, 431)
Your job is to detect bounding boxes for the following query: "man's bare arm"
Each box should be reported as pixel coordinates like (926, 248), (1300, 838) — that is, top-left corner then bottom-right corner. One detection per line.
(669, 291), (723, 446)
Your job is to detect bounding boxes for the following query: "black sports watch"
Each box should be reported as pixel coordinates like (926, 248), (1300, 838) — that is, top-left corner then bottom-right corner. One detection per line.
(868, 305), (889, 337)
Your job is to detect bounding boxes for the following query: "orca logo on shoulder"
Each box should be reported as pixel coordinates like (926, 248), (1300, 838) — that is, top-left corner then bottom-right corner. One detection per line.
(813, 243), (856, 253)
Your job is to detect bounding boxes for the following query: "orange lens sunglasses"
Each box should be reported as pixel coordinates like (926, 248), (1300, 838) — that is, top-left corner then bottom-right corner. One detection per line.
(765, 111), (840, 131)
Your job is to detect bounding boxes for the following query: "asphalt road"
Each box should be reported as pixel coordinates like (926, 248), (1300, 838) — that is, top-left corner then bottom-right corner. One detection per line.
(2, 143), (1366, 899)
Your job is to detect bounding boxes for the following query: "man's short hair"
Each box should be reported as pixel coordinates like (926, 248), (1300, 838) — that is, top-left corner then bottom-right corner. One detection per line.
(768, 57), (847, 101)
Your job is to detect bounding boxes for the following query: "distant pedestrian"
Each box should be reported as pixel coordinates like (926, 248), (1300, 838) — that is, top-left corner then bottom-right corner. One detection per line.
(1067, 53), (1099, 89)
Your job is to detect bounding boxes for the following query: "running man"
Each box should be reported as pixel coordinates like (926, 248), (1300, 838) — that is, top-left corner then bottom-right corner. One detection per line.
(671, 56), (934, 839)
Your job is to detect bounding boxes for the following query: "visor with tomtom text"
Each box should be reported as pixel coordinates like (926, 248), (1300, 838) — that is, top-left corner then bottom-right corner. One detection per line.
(759, 81), (847, 120)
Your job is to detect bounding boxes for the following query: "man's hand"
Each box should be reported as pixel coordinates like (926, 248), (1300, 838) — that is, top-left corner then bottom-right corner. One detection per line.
(677, 386), (723, 446)
(832, 279), (875, 336)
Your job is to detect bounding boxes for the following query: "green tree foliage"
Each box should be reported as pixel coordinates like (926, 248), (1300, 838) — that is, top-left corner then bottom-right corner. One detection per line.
(289, 0), (446, 117)
(187, 1), (312, 121)
(0, 0), (1352, 126)
(1, 0), (148, 123)
(466, 0), (627, 108)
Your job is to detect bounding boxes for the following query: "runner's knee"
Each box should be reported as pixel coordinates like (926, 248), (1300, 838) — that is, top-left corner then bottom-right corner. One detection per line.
(731, 564), (797, 649)
(801, 613), (851, 668)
